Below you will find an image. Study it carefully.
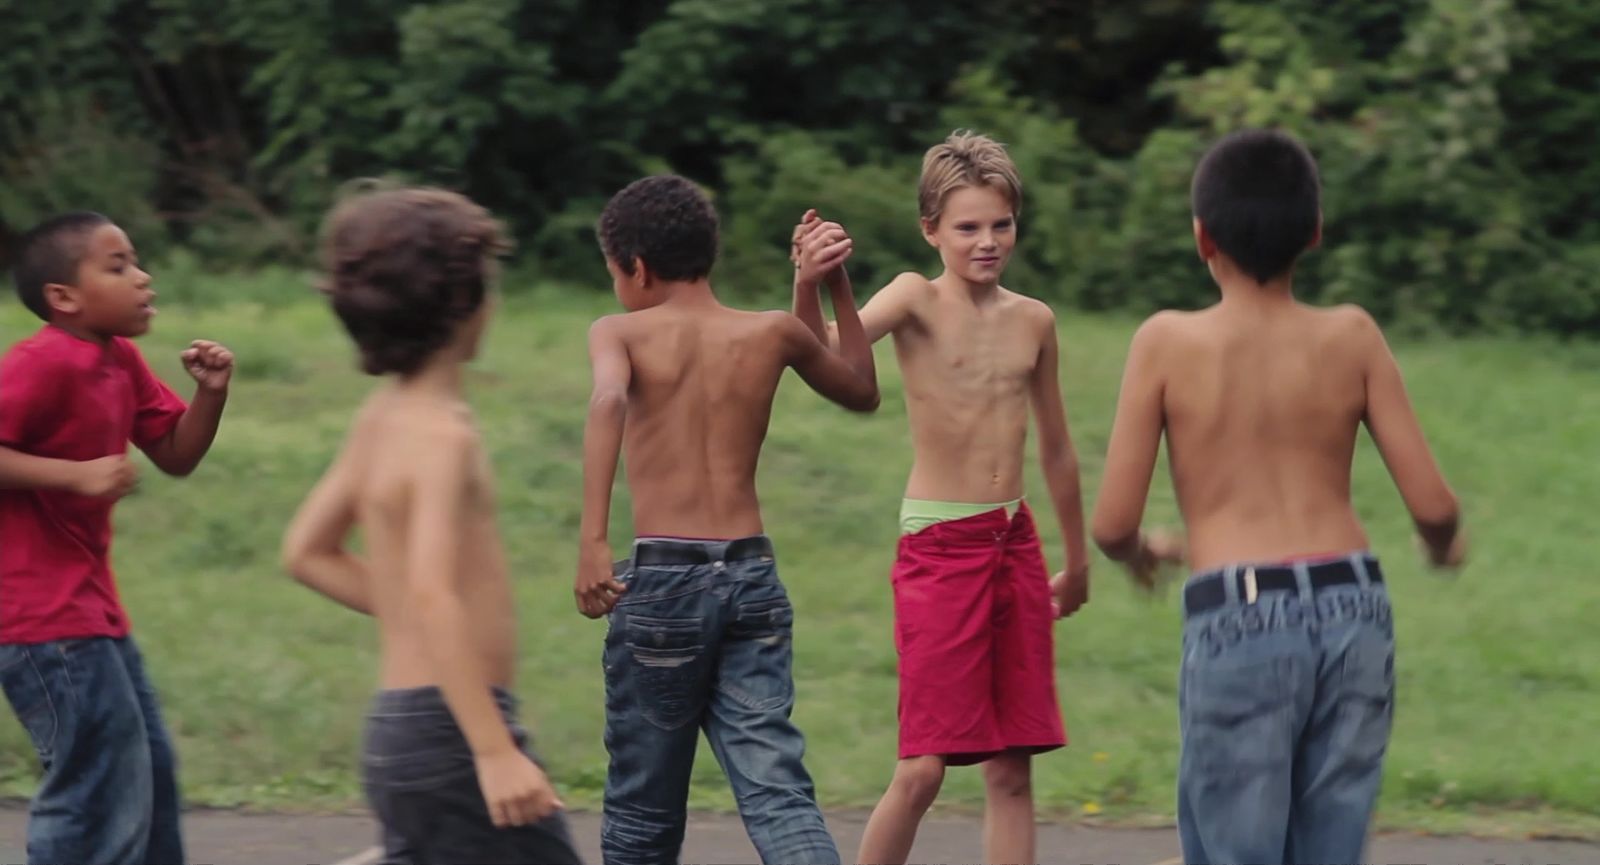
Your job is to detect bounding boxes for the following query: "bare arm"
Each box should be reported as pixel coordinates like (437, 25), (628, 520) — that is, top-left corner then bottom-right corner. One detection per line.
(793, 210), (921, 350)
(778, 312), (879, 413)
(143, 387), (227, 476)
(790, 209), (845, 344)
(575, 318), (631, 618)
(281, 442), (372, 615)
(1029, 312), (1089, 574)
(141, 341), (233, 477)
(0, 352), (133, 496)
(0, 448), (132, 496)
(1355, 309), (1461, 559)
(1092, 314), (1173, 562)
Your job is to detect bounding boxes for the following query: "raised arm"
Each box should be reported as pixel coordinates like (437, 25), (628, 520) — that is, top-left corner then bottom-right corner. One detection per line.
(280, 435), (371, 615)
(575, 317), (631, 618)
(136, 340), (233, 477)
(790, 209), (848, 344)
(1353, 307), (1463, 565)
(1026, 306), (1089, 617)
(777, 307), (879, 413)
(1091, 313), (1183, 583)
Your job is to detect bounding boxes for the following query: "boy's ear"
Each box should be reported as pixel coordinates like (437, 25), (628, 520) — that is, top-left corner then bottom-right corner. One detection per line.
(1192, 217), (1217, 262)
(629, 256), (653, 290)
(919, 217), (939, 249)
(43, 282), (80, 316)
(1308, 211), (1324, 251)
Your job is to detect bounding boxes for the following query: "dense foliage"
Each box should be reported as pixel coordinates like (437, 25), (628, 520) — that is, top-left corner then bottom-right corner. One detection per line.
(2, 0), (1594, 332)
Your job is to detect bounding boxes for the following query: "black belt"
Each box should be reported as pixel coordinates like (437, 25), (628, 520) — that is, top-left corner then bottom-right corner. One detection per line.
(1183, 557), (1382, 617)
(628, 535), (775, 568)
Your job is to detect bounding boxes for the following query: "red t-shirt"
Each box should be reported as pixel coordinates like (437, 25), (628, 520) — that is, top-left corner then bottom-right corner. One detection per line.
(0, 325), (187, 644)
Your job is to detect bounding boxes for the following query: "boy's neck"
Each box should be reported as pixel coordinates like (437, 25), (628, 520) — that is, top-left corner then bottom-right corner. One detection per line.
(653, 278), (719, 308)
(397, 354), (466, 398)
(49, 319), (113, 347)
(934, 270), (1002, 302)
(1213, 265), (1296, 308)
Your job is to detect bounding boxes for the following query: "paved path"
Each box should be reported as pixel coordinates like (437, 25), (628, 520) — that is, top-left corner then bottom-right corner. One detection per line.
(0, 806), (1593, 864)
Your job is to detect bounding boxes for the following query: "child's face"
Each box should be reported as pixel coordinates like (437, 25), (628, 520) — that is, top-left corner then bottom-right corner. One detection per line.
(922, 185), (1016, 286)
(58, 224), (156, 338)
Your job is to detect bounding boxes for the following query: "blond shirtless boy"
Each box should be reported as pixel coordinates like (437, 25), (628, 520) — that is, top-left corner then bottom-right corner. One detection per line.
(574, 175), (877, 865)
(792, 131), (1090, 865)
(1091, 129), (1466, 865)
(281, 188), (580, 864)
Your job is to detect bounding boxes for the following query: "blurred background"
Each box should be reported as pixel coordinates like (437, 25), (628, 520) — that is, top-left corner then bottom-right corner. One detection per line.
(0, 0), (1595, 833)
(2, 0), (1596, 332)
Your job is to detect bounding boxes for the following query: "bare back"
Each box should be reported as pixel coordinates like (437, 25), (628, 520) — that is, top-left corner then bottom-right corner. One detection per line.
(345, 390), (517, 689)
(611, 304), (794, 538)
(1158, 304), (1371, 569)
(888, 276), (1053, 502)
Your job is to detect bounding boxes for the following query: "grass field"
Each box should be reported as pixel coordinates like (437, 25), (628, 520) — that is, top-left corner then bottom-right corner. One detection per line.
(1, 277), (1597, 835)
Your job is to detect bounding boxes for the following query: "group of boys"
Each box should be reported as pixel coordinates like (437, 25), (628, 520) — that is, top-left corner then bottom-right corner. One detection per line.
(0, 126), (1463, 865)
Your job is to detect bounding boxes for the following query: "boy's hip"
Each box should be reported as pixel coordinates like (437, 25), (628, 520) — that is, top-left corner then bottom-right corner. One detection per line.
(893, 506), (1048, 595)
(1182, 552), (1384, 619)
(611, 534), (781, 606)
(1181, 554), (1393, 671)
(363, 686), (533, 779)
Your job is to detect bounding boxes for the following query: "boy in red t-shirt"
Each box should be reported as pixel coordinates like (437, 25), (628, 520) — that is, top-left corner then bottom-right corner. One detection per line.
(0, 211), (234, 864)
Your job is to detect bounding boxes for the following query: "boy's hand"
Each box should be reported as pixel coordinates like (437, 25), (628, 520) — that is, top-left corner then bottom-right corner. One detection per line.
(575, 538), (627, 618)
(1050, 563), (1089, 618)
(70, 455), (139, 499)
(1417, 529), (1467, 572)
(792, 211), (852, 290)
(181, 340), (234, 392)
(475, 749), (564, 828)
(1126, 529), (1186, 593)
(790, 209), (819, 268)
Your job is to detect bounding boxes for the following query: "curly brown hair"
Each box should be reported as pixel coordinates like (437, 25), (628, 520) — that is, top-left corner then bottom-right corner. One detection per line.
(596, 175), (718, 281)
(319, 187), (509, 376)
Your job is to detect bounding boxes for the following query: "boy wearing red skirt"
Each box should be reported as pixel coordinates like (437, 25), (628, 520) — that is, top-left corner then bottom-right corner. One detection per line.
(791, 131), (1092, 865)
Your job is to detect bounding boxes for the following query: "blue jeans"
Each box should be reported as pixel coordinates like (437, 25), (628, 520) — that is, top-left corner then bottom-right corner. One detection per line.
(0, 636), (184, 865)
(1178, 554), (1395, 865)
(601, 536), (839, 865)
(363, 686), (582, 864)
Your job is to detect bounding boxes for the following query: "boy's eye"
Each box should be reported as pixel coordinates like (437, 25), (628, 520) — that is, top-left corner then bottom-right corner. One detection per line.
(996, 221), (1014, 230)
(956, 223), (978, 232)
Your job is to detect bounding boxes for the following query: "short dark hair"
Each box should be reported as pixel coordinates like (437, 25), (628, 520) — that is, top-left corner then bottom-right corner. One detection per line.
(1191, 129), (1321, 284)
(12, 211), (113, 321)
(597, 175), (718, 281)
(319, 187), (508, 376)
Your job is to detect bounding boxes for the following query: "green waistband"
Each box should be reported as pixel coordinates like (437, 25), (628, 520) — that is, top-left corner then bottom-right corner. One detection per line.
(900, 497), (1023, 536)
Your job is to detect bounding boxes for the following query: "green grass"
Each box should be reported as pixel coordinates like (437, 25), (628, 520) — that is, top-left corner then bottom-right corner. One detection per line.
(1, 286), (1597, 837)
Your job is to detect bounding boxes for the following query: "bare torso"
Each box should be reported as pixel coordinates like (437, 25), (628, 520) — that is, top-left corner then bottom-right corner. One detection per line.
(892, 277), (1050, 503)
(1160, 302), (1371, 570)
(612, 303), (793, 539)
(346, 390), (518, 689)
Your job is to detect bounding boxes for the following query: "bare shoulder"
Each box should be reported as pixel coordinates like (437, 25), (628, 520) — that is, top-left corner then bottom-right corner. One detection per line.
(881, 271), (938, 304)
(1311, 303), (1385, 357)
(1008, 291), (1056, 324)
(1131, 308), (1198, 351)
(588, 312), (635, 345)
(757, 309), (813, 344)
(388, 401), (480, 475)
(1317, 303), (1381, 336)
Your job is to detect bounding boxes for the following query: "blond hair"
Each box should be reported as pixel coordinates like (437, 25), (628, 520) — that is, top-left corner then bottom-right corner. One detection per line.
(917, 130), (1022, 225)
